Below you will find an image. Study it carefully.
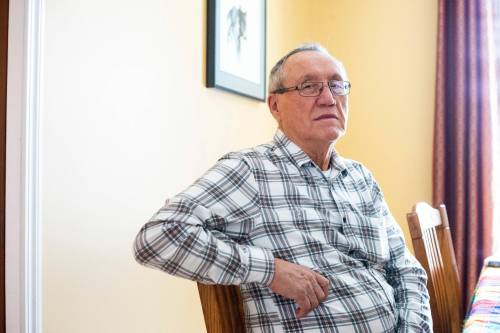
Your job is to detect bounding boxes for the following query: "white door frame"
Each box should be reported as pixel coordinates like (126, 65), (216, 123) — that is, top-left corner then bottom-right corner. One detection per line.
(6, 0), (44, 331)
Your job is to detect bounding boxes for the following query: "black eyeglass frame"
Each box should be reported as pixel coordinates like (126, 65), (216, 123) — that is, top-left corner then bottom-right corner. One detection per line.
(271, 80), (351, 97)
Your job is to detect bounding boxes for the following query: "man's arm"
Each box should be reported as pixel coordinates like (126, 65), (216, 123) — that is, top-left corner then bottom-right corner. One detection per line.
(133, 157), (275, 285)
(364, 169), (432, 332)
(384, 213), (433, 332)
(133, 155), (329, 317)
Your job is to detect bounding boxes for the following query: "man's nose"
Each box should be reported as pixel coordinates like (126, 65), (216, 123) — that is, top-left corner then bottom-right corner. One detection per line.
(317, 85), (336, 105)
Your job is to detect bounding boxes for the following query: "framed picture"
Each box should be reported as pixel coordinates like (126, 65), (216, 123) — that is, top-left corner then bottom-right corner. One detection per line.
(207, 0), (267, 101)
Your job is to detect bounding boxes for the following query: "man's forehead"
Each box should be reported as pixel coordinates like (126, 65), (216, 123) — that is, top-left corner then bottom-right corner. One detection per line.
(283, 51), (346, 80)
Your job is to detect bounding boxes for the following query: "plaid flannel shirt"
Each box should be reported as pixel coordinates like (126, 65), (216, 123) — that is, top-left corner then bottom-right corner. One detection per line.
(134, 131), (432, 333)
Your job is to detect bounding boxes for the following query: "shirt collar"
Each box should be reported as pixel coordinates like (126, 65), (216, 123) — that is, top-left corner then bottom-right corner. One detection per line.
(273, 129), (349, 177)
(273, 130), (311, 167)
(330, 151), (349, 178)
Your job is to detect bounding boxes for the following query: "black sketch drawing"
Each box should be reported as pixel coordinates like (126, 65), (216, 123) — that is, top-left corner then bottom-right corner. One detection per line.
(226, 5), (247, 56)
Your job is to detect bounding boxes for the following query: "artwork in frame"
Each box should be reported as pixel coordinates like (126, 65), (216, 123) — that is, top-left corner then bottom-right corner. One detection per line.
(207, 0), (267, 101)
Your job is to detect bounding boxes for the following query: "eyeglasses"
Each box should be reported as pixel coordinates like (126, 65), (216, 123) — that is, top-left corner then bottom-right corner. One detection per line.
(271, 80), (351, 97)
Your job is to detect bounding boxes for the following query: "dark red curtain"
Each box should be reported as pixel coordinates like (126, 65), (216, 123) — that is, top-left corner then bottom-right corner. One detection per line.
(433, 0), (494, 313)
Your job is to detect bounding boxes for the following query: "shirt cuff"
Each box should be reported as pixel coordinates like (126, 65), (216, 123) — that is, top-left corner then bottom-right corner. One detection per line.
(240, 245), (275, 285)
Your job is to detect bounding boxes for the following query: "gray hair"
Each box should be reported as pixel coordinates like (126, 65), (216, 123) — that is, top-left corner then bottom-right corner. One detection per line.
(268, 43), (347, 93)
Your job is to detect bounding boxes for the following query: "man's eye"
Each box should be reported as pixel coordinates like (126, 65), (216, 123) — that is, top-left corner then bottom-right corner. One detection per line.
(301, 83), (320, 91)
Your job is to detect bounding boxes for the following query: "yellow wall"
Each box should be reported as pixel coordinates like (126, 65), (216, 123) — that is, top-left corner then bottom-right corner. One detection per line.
(41, 1), (436, 332)
(310, 0), (438, 242)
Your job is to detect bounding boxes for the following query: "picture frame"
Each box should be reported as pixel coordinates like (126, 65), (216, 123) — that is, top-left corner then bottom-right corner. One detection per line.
(206, 0), (267, 101)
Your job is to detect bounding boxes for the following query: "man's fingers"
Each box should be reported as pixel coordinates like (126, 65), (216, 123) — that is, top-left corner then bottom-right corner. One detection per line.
(312, 279), (326, 301)
(296, 294), (312, 318)
(315, 273), (330, 297)
(295, 276), (321, 318)
(307, 274), (322, 305)
(315, 272), (329, 286)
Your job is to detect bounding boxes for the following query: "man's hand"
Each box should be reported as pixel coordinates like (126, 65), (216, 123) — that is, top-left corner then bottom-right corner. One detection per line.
(268, 258), (330, 318)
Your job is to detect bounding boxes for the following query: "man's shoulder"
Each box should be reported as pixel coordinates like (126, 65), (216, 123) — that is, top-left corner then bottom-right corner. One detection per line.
(218, 142), (278, 165)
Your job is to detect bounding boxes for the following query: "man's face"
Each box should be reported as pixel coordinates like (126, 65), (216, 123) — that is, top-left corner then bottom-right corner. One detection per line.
(268, 51), (349, 148)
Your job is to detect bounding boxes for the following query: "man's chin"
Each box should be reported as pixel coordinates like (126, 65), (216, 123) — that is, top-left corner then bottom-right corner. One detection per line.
(322, 129), (345, 143)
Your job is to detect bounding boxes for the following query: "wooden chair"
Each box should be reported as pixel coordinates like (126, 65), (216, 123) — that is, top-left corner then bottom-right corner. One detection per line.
(406, 202), (462, 333)
(197, 283), (245, 333)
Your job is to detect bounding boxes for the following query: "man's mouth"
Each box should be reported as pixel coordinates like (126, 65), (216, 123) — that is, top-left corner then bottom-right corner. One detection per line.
(314, 114), (339, 121)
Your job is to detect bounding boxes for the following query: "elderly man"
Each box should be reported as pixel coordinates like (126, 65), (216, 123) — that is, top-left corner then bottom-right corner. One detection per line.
(134, 44), (432, 332)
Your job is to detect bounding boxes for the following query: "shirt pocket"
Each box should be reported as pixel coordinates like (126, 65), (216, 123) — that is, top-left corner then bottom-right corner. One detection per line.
(350, 215), (390, 264)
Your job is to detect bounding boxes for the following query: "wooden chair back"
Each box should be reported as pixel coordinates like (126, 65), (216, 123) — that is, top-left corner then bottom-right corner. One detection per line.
(406, 202), (462, 333)
(197, 283), (245, 333)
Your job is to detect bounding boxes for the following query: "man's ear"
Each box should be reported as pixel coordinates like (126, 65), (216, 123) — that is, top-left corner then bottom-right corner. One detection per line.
(267, 94), (280, 122)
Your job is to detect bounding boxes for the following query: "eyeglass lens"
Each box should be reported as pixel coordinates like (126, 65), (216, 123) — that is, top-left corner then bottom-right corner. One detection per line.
(299, 81), (349, 96)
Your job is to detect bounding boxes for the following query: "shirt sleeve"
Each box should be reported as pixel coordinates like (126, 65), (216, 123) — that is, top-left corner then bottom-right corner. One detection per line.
(133, 155), (275, 286)
(364, 168), (433, 332)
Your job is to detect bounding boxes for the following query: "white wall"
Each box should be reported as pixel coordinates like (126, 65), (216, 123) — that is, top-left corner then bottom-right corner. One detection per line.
(41, 0), (302, 332)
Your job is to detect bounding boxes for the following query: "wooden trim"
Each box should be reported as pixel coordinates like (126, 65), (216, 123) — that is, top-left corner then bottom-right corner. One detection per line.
(0, 0), (9, 330)
(6, 0), (43, 330)
(24, 0), (44, 329)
